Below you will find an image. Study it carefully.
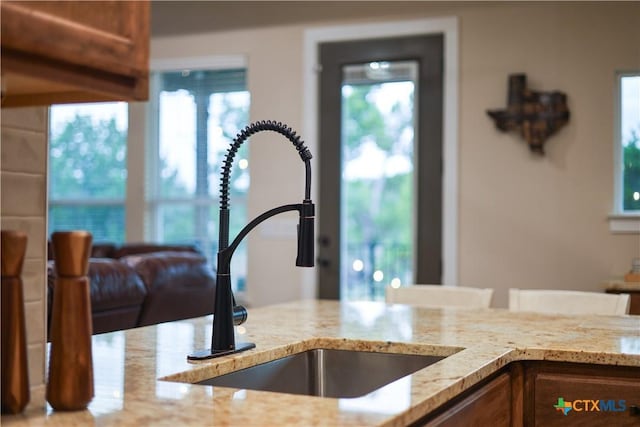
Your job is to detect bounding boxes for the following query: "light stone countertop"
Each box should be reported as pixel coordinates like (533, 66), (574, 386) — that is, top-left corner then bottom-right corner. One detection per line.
(3, 299), (640, 426)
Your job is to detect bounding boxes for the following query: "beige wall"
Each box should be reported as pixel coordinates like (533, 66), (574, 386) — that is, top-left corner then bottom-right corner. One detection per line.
(152, 2), (640, 308)
(457, 3), (640, 306)
(1, 107), (48, 408)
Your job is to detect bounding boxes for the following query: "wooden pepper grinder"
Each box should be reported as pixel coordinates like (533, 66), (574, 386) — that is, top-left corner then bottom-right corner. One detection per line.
(1, 230), (30, 414)
(46, 231), (94, 411)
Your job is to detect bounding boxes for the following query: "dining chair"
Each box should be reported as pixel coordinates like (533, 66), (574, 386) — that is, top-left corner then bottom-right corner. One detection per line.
(508, 288), (630, 315)
(385, 284), (494, 309)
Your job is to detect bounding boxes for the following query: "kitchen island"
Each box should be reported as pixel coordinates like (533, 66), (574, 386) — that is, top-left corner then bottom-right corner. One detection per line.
(3, 299), (639, 426)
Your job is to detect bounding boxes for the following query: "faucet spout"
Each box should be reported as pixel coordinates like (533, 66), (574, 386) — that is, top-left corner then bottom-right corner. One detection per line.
(188, 121), (314, 361)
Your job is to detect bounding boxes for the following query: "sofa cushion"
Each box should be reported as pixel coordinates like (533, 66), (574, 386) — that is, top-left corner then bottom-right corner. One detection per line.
(120, 251), (211, 291)
(48, 258), (147, 312)
(92, 306), (143, 336)
(86, 258), (148, 311)
(47, 258), (148, 336)
(120, 251), (216, 326)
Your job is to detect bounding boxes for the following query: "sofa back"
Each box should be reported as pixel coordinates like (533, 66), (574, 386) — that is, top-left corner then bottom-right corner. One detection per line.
(111, 243), (199, 259)
(91, 243), (117, 258)
(48, 241), (200, 260)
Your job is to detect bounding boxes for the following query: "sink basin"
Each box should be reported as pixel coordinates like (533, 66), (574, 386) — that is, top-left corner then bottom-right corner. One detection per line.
(196, 348), (446, 398)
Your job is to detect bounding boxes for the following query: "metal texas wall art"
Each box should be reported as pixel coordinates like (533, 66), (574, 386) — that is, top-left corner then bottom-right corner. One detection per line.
(487, 74), (570, 155)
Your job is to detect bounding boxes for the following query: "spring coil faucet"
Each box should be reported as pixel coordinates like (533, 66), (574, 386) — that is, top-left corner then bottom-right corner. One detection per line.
(189, 121), (314, 360)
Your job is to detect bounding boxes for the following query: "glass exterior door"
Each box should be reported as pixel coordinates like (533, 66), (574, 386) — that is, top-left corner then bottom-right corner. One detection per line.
(340, 61), (418, 301)
(318, 34), (444, 301)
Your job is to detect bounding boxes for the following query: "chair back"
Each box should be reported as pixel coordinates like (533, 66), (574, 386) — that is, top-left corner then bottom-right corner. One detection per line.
(385, 284), (494, 309)
(508, 288), (630, 316)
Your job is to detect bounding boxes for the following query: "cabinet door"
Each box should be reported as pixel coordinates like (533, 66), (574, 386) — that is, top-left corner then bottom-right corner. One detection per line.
(1, 0), (149, 106)
(525, 362), (640, 427)
(422, 372), (512, 427)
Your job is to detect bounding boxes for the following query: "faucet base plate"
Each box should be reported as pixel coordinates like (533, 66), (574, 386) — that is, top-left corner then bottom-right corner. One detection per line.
(187, 342), (256, 361)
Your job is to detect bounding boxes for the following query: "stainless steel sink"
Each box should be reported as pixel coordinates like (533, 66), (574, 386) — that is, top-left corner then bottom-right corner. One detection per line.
(196, 348), (446, 398)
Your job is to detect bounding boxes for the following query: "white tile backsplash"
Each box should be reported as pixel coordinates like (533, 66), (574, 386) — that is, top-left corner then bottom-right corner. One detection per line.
(0, 172), (47, 216)
(1, 107), (47, 132)
(24, 300), (45, 346)
(22, 259), (47, 303)
(1, 106), (48, 409)
(30, 385), (46, 411)
(28, 343), (45, 388)
(1, 128), (48, 174)
(0, 217), (47, 260)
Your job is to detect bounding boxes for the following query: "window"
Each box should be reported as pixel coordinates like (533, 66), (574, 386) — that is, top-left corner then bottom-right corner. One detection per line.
(610, 72), (640, 233)
(49, 102), (128, 242)
(147, 68), (250, 292)
(619, 73), (640, 212)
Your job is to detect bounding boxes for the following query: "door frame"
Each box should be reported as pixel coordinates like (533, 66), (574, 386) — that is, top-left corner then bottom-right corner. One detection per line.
(303, 17), (459, 298)
(319, 36), (443, 299)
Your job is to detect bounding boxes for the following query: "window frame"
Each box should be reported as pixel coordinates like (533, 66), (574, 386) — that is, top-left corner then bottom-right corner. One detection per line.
(144, 55), (248, 236)
(141, 55), (250, 296)
(609, 70), (640, 233)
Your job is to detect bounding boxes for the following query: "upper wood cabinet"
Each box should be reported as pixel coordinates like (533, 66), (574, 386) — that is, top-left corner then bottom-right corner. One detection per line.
(1, 1), (149, 107)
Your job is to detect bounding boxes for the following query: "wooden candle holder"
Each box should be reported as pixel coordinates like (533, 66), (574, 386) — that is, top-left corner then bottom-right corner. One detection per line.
(46, 231), (94, 411)
(1, 230), (30, 414)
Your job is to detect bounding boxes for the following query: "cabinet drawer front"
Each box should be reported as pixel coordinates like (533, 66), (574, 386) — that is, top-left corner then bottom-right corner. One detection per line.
(533, 373), (640, 427)
(424, 372), (511, 427)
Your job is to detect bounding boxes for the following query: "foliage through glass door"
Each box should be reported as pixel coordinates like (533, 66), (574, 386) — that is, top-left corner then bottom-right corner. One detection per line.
(340, 61), (417, 301)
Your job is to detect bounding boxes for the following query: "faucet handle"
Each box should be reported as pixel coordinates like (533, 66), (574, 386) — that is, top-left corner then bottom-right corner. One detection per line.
(296, 201), (315, 268)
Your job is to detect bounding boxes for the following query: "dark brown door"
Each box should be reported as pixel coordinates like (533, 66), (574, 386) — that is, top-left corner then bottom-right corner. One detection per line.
(317, 34), (444, 300)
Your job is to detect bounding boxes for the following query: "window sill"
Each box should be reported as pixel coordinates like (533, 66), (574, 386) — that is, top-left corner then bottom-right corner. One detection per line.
(608, 213), (640, 234)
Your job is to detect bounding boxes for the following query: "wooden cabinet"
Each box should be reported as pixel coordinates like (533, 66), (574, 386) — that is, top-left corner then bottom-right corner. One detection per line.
(523, 362), (640, 427)
(419, 371), (514, 426)
(417, 362), (639, 427)
(1, 1), (149, 107)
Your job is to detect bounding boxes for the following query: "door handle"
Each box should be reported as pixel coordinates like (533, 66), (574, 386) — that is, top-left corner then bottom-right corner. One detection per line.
(317, 257), (331, 268)
(318, 235), (331, 247)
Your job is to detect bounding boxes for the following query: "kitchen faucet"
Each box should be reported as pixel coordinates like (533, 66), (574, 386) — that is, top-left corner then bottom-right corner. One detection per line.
(188, 121), (314, 360)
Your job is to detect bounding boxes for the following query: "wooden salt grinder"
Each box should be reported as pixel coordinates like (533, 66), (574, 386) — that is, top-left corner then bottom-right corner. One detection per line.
(46, 231), (94, 411)
(1, 230), (30, 414)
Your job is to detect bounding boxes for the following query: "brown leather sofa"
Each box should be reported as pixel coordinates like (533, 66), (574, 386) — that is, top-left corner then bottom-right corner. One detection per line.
(47, 243), (216, 335)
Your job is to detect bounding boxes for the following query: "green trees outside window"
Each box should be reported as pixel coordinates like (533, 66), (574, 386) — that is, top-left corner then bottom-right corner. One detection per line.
(49, 104), (128, 242)
(623, 129), (640, 211)
(153, 69), (250, 292)
(621, 74), (640, 212)
(341, 78), (416, 301)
